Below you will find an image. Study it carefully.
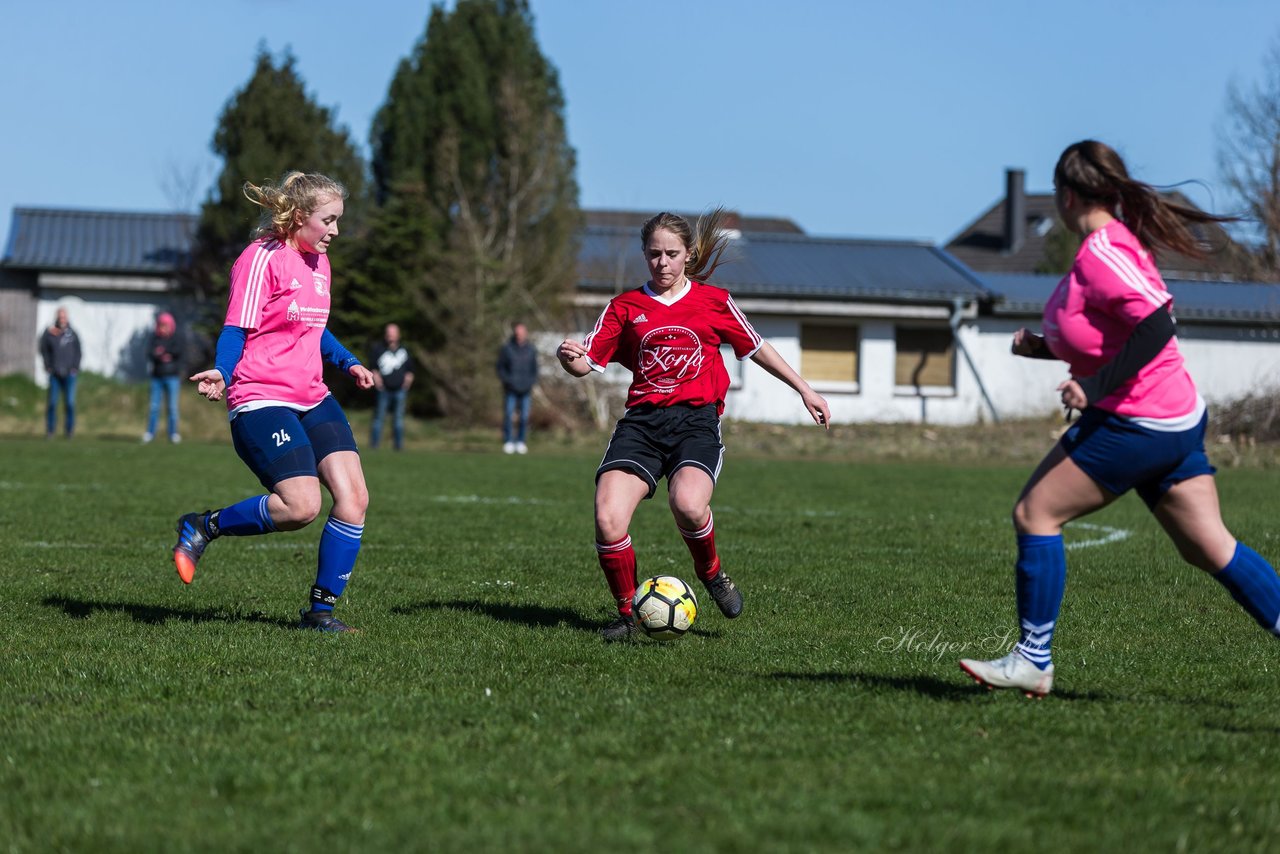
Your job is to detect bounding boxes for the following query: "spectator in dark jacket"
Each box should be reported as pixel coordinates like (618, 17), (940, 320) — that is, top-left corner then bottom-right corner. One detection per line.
(39, 307), (81, 438)
(496, 322), (538, 454)
(144, 312), (183, 444)
(370, 323), (414, 451)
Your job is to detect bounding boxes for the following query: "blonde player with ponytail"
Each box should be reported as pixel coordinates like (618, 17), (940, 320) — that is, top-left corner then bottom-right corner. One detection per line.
(558, 209), (831, 641)
(174, 171), (375, 632)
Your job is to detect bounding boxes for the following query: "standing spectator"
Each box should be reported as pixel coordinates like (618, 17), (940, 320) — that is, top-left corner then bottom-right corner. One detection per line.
(144, 312), (183, 444)
(39, 307), (81, 439)
(497, 321), (538, 454)
(370, 323), (414, 451)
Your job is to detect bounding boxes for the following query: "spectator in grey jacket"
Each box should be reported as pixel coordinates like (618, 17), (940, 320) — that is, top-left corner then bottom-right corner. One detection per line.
(39, 307), (82, 438)
(496, 322), (538, 454)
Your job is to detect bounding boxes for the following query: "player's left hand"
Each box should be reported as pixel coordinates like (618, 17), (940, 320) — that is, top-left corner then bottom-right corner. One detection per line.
(350, 365), (376, 390)
(802, 390), (831, 430)
(1058, 378), (1087, 411)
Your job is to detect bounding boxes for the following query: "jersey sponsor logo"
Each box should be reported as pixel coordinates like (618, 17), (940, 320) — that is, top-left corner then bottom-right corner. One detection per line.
(638, 325), (704, 392)
(634, 313), (648, 324)
(286, 300), (301, 322)
(289, 277), (302, 290)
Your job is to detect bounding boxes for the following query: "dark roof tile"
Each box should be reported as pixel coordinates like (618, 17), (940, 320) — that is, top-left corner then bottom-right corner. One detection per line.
(3, 207), (197, 273)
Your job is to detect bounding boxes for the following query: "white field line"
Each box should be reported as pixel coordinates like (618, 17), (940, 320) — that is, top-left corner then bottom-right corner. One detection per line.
(1064, 522), (1133, 551)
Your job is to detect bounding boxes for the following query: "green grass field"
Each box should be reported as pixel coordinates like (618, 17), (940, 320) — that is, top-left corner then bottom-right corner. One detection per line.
(2, 435), (1278, 851)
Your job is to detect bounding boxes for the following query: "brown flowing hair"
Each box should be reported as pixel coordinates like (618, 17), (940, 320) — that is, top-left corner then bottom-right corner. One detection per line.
(640, 208), (734, 282)
(242, 171), (347, 241)
(1054, 140), (1235, 258)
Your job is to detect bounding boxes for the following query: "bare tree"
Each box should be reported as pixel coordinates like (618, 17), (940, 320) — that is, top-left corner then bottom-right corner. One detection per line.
(159, 158), (211, 214)
(1217, 31), (1280, 281)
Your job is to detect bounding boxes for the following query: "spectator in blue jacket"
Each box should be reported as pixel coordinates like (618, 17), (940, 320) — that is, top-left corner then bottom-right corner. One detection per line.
(496, 322), (538, 454)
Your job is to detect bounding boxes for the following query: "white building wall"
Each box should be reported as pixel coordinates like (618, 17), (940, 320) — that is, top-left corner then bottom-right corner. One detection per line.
(1177, 329), (1280, 404)
(36, 289), (181, 385)
(718, 315), (996, 426)
(553, 306), (1280, 427)
(970, 319), (1280, 421)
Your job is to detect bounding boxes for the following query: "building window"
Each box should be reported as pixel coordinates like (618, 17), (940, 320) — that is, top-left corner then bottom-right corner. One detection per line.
(801, 323), (859, 391)
(895, 327), (954, 392)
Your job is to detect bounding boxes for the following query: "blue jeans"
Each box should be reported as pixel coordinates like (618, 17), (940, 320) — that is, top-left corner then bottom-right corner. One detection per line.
(147, 376), (181, 438)
(372, 388), (407, 450)
(46, 373), (77, 436)
(503, 391), (532, 443)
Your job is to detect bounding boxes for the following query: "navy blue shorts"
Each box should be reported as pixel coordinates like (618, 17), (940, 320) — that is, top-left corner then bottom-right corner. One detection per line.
(230, 396), (359, 489)
(596, 404), (724, 499)
(1060, 407), (1216, 510)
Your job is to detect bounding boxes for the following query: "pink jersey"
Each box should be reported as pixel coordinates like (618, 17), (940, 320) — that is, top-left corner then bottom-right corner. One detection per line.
(223, 239), (333, 412)
(583, 280), (762, 413)
(1042, 220), (1199, 423)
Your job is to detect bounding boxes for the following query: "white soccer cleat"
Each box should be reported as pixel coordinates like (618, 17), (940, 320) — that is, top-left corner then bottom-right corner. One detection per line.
(515, 441), (528, 455)
(959, 651), (1054, 698)
(502, 442), (516, 455)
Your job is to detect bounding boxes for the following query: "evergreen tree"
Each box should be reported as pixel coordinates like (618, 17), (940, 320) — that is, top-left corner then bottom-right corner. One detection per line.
(1035, 223), (1081, 274)
(190, 46), (367, 316)
(353, 0), (580, 419)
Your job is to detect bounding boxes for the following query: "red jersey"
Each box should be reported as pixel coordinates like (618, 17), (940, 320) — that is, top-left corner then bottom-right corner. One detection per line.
(583, 281), (763, 412)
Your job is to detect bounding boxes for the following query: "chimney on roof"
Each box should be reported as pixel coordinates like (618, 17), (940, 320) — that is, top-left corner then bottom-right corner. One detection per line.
(1003, 168), (1026, 253)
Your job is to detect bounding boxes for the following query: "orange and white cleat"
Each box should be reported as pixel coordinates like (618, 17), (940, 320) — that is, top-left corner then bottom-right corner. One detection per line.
(172, 512), (214, 584)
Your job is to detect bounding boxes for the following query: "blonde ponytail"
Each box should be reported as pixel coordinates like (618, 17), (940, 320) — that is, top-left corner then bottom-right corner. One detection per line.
(243, 171), (347, 241)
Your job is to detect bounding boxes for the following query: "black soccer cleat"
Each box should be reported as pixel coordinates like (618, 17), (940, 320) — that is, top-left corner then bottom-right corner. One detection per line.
(600, 614), (638, 642)
(702, 570), (743, 619)
(298, 609), (359, 633)
(173, 512), (214, 585)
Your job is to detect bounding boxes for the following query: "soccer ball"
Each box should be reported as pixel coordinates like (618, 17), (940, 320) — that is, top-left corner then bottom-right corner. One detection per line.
(632, 575), (698, 640)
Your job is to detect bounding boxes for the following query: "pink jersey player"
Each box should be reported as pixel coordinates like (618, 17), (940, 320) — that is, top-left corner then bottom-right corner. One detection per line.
(1042, 219), (1201, 427)
(959, 140), (1279, 699)
(175, 172), (375, 634)
(224, 238), (335, 413)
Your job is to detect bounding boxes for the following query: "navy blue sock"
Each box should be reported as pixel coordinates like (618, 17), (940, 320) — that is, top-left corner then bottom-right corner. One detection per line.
(1214, 543), (1280, 637)
(310, 517), (363, 613)
(210, 495), (276, 537)
(1013, 533), (1066, 669)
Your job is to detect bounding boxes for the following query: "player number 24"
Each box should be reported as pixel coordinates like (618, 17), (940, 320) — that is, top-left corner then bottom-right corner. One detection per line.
(273, 429), (292, 447)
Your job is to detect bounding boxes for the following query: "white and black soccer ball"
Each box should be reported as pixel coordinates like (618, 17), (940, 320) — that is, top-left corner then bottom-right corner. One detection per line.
(632, 575), (698, 640)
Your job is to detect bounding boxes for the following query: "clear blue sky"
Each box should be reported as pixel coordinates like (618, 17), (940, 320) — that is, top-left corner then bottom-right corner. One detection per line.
(2, 0), (1277, 254)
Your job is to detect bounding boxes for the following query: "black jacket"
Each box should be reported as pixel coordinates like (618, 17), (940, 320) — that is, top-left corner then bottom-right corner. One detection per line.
(149, 332), (183, 378)
(496, 338), (538, 394)
(40, 326), (81, 378)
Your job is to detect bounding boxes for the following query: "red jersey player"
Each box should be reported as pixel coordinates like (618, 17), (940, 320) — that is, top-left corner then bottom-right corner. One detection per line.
(557, 210), (831, 641)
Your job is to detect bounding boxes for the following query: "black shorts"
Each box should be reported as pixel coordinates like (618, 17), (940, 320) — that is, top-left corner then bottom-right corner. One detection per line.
(596, 404), (724, 499)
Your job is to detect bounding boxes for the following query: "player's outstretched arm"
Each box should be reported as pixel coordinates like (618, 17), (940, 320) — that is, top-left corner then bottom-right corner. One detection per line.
(557, 338), (593, 378)
(749, 342), (831, 429)
(190, 369), (226, 402)
(348, 364), (375, 390)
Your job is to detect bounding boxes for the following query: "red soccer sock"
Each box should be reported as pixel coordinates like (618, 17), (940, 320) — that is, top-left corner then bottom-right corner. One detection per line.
(596, 535), (637, 616)
(679, 509), (720, 582)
